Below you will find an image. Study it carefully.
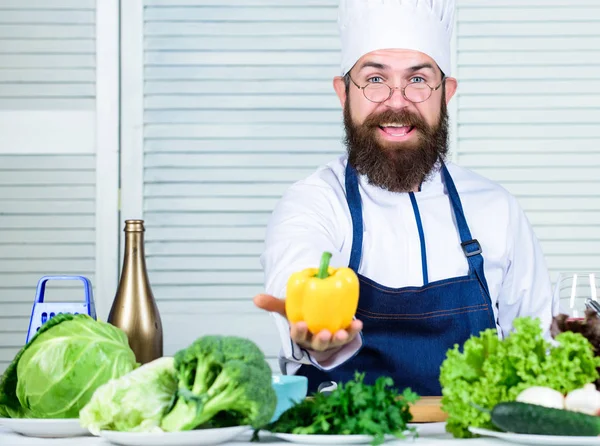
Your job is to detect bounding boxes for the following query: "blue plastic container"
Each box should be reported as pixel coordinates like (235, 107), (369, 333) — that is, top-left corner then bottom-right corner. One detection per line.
(270, 374), (308, 422)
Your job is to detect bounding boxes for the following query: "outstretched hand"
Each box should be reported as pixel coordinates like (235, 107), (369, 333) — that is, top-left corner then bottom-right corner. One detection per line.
(253, 293), (363, 353)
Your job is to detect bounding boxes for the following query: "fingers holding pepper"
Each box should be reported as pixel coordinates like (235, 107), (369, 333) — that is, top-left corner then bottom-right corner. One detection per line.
(290, 321), (309, 345)
(255, 251), (362, 355)
(293, 318), (364, 354)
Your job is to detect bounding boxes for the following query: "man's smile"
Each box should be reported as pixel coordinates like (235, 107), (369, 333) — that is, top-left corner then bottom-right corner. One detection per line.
(378, 124), (416, 140)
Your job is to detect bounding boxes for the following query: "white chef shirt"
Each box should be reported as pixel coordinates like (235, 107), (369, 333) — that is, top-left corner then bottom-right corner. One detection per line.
(260, 155), (556, 375)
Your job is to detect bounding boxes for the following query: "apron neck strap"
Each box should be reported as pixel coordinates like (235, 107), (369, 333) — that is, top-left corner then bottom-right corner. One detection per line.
(439, 160), (481, 258)
(345, 162), (363, 272)
(439, 160), (490, 296)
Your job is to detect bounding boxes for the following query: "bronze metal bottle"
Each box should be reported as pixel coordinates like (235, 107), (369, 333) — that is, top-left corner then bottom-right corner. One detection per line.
(108, 220), (163, 364)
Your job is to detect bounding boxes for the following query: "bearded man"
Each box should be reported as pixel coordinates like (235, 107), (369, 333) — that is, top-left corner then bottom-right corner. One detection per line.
(253, 0), (555, 396)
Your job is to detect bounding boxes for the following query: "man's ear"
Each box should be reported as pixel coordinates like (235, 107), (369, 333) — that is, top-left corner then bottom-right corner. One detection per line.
(333, 76), (347, 108)
(444, 77), (458, 104)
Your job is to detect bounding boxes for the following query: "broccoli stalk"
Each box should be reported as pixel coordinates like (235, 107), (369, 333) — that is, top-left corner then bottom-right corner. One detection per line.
(160, 336), (276, 432)
(159, 392), (205, 432)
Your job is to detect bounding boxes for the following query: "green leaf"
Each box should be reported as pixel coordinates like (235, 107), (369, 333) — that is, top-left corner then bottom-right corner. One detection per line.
(0, 314), (137, 419)
(0, 313), (75, 418)
(79, 357), (177, 435)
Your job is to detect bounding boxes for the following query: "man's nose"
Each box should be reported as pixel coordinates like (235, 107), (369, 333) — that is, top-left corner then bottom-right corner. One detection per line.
(384, 87), (411, 109)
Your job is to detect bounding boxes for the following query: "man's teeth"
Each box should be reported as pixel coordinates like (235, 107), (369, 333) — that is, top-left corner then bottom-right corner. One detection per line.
(380, 124), (412, 137)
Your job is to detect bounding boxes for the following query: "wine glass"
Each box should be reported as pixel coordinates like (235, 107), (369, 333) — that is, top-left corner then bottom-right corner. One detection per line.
(553, 272), (600, 320)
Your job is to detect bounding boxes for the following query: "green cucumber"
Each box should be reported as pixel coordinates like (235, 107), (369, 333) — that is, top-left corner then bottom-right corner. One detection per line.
(491, 402), (600, 437)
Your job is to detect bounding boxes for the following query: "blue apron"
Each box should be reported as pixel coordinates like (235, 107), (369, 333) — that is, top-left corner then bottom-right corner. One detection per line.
(296, 160), (497, 396)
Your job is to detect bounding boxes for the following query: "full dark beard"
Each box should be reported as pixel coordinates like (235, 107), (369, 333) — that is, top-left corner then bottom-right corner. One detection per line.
(344, 97), (449, 192)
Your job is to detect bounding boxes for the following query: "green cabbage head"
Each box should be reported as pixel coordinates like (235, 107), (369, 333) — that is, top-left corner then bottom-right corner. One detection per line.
(80, 356), (177, 434)
(0, 313), (138, 418)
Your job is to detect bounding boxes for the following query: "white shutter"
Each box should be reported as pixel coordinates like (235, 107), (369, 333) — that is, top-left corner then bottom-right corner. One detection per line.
(132, 0), (600, 368)
(0, 0), (99, 373)
(134, 0), (342, 369)
(454, 0), (600, 281)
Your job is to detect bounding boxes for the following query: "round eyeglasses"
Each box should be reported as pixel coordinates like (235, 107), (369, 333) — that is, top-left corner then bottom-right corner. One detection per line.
(348, 75), (446, 104)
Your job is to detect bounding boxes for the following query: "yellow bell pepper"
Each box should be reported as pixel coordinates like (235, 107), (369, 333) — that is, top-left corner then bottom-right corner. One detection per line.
(285, 252), (360, 334)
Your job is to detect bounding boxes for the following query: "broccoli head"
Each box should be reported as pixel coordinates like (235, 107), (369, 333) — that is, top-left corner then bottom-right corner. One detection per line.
(160, 335), (276, 432)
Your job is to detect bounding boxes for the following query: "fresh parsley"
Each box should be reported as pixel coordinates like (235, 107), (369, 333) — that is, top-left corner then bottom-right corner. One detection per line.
(261, 373), (419, 446)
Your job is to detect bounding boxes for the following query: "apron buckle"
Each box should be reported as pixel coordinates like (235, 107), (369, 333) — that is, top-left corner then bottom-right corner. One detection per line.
(461, 239), (482, 257)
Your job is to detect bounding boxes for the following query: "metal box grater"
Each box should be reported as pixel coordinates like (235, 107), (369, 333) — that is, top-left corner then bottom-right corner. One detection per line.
(25, 275), (96, 344)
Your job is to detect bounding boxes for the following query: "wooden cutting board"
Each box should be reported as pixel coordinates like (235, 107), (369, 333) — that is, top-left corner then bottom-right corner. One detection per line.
(409, 396), (448, 423)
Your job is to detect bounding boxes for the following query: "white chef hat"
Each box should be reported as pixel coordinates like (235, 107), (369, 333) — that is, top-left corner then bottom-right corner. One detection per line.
(338, 0), (455, 76)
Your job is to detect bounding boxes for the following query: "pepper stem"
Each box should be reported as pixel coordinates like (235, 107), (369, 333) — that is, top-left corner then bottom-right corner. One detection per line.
(316, 252), (332, 279)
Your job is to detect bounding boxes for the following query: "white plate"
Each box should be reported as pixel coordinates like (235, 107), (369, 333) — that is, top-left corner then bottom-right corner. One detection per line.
(271, 431), (413, 444)
(469, 427), (600, 445)
(98, 425), (251, 446)
(407, 422), (446, 436)
(0, 417), (90, 438)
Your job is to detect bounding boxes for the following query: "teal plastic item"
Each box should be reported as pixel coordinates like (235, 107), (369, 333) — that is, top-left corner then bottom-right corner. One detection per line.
(25, 275), (96, 343)
(270, 375), (308, 422)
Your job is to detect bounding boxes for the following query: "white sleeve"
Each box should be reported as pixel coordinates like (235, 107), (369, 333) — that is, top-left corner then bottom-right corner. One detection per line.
(496, 195), (557, 340)
(260, 180), (363, 375)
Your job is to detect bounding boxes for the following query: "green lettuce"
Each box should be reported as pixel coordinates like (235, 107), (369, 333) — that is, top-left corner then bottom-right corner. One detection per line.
(440, 317), (600, 438)
(0, 313), (137, 419)
(80, 356), (177, 434)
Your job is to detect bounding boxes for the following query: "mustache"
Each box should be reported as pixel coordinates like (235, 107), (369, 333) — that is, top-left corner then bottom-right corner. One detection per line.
(362, 109), (429, 133)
